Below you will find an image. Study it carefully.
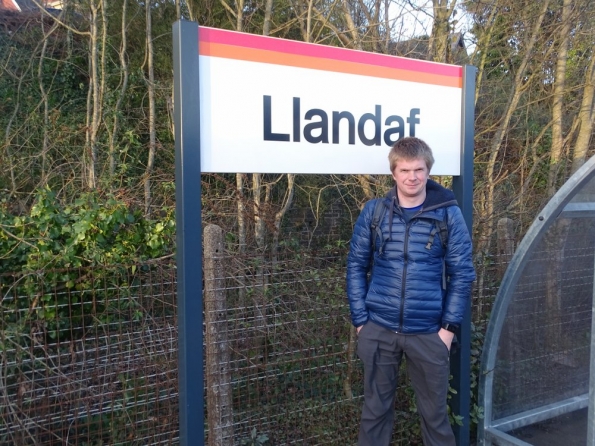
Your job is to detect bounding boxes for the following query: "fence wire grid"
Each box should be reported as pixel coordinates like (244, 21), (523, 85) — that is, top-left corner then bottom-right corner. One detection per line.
(0, 243), (499, 446)
(0, 263), (178, 446)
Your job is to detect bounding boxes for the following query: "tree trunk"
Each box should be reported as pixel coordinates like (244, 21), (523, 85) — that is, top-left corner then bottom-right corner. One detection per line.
(547, 0), (573, 197)
(38, 21), (50, 185)
(144, 0), (156, 217)
(272, 174), (295, 264)
(236, 0), (244, 31)
(253, 173), (265, 251)
(428, 0), (456, 63)
(470, 2), (500, 104)
(263, 0), (273, 36)
(108, 0), (129, 179)
(341, 0), (362, 50)
(252, 173), (268, 343)
(571, 40), (595, 173)
(86, 1), (101, 190)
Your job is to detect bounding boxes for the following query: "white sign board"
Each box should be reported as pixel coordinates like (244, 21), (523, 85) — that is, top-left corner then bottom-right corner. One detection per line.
(199, 27), (464, 175)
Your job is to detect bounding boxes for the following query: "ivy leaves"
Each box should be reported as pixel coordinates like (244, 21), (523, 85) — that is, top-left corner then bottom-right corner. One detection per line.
(0, 187), (175, 273)
(0, 187), (175, 341)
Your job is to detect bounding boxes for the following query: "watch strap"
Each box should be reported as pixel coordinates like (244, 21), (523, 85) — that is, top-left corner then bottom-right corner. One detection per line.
(441, 323), (458, 333)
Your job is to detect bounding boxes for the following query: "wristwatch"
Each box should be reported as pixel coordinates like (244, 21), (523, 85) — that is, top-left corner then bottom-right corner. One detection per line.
(441, 323), (458, 333)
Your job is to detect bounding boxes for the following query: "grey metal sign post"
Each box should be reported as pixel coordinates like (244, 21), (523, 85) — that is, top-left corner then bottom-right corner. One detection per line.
(173, 20), (204, 446)
(173, 19), (476, 446)
(451, 64), (477, 446)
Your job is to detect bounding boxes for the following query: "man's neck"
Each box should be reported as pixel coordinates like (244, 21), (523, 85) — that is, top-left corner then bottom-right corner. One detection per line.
(398, 191), (426, 208)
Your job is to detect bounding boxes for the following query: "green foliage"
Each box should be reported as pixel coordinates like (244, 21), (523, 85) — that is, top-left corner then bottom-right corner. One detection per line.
(0, 187), (174, 272)
(0, 187), (175, 340)
(469, 321), (486, 433)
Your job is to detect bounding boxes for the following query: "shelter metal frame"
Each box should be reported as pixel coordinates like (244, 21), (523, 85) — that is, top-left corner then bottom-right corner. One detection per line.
(479, 155), (595, 446)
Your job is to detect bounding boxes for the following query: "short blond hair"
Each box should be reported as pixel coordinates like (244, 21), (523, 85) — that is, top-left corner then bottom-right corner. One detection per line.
(388, 137), (435, 173)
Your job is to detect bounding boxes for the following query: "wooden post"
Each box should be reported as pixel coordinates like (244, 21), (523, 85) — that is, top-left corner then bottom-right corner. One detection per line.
(496, 217), (518, 397)
(497, 218), (515, 277)
(204, 224), (234, 446)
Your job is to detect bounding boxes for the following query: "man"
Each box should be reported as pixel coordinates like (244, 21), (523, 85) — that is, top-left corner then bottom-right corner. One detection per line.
(346, 137), (476, 446)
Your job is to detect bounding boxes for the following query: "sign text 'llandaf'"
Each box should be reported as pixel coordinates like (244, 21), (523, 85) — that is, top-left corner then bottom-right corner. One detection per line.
(263, 96), (420, 146)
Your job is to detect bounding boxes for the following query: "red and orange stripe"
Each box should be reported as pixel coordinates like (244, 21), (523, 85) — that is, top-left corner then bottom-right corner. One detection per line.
(199, 27), (462, 88)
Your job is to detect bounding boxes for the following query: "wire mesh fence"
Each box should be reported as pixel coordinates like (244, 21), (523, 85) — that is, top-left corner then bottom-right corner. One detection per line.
(0, 238), (502, 445)
(0, 263), (179, 446)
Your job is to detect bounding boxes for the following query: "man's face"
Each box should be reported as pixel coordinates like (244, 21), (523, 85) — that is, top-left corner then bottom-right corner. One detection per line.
(391, 157), (430, 203)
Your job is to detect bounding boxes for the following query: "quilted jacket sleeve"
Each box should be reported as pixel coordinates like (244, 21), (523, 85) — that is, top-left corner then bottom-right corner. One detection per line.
(346, 200), (377, 327)
(442, 206), (476, 326)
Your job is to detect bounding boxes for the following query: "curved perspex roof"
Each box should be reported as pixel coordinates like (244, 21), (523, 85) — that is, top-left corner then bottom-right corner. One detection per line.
(480, 155), (595, 446)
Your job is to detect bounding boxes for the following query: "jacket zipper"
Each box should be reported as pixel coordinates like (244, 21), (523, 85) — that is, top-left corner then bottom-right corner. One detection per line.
(398, 209), (424, 332)
(399, 220), (412, 332)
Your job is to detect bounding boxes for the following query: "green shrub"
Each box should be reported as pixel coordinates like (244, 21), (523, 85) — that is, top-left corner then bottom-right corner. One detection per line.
(0, 187), (175, 340)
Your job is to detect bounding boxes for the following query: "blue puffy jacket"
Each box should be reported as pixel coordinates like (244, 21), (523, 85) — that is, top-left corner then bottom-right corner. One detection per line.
(346, 179), (476, 333)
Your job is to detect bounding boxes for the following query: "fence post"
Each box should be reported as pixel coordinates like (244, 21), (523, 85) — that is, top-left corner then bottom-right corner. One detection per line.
(204, 224), (234, 446)
(497, 218), (515, 276)
(496, 216), (519, 407)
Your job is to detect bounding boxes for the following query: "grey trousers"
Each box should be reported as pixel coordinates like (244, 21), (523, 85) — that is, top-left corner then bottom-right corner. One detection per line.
(356, 321), (455, 446)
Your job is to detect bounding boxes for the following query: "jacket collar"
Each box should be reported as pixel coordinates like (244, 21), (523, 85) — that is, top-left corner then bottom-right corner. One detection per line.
(382, 179), (458, 212)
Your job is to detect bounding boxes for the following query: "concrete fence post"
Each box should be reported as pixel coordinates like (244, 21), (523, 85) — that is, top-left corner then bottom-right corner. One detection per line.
(497, 218), (515, 276)
(204, 224), (233, 445)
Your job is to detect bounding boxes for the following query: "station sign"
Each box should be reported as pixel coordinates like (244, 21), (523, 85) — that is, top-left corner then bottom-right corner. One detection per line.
(198, 27), (464, 175)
